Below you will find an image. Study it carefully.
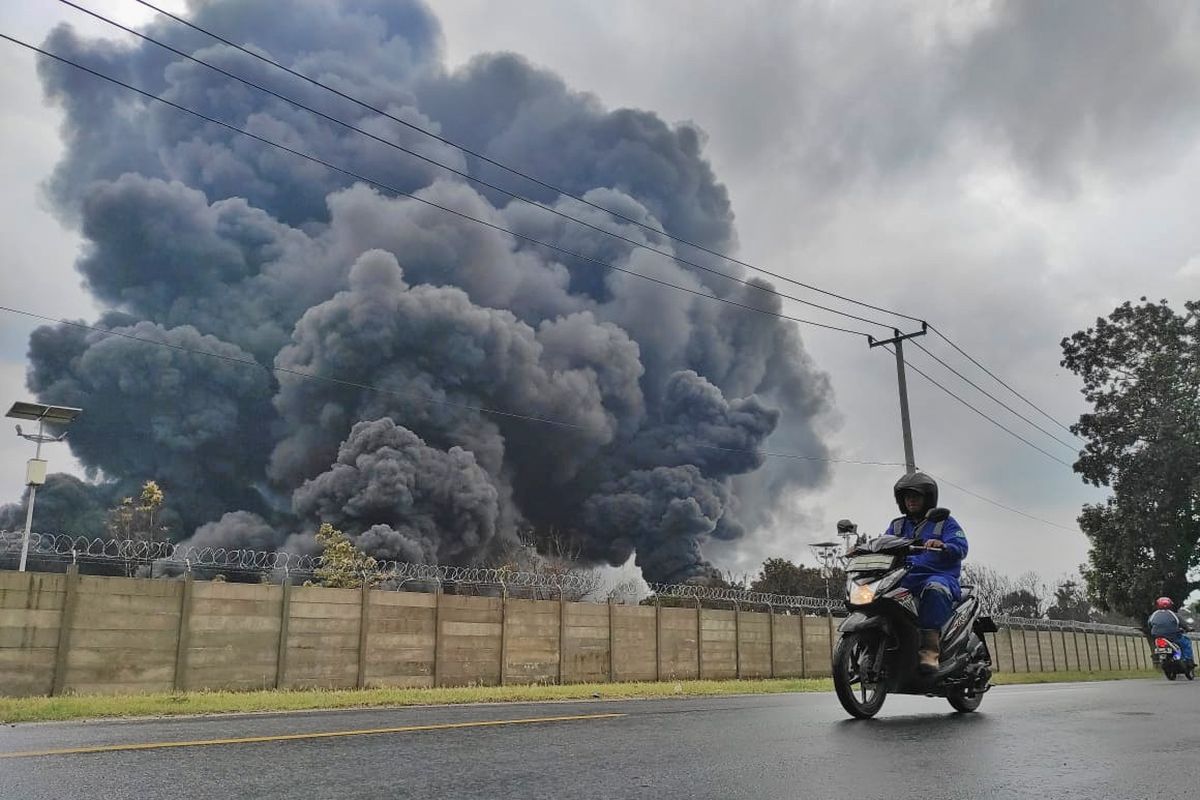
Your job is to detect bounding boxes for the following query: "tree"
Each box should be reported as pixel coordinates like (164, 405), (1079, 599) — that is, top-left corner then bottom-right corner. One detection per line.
(1061, 299), (1200, 619)
(996, 589), (1042, 619)
(749, 557), (845, 599)
(1046, 576), (1094, 622)
(106, 480), (169, 542)
(311, 523), (387, 588)
(960, 563), (1012, 613)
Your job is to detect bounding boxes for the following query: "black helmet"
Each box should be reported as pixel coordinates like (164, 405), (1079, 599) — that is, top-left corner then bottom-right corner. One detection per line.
(893, 471), (938, 515)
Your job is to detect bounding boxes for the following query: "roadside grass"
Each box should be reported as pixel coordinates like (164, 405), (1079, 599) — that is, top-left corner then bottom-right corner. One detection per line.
(992, 669), (1158, 685)
(0, 671), (1157, 724)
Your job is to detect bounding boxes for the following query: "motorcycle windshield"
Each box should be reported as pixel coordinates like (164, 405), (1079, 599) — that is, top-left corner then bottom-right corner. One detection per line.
(852, 535), (911, 554)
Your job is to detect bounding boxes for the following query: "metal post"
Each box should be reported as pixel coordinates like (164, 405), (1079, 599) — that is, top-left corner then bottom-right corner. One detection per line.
(868, 325), (927, 474)
(695, 598), (704, 680)
(18, 419), (44, 573)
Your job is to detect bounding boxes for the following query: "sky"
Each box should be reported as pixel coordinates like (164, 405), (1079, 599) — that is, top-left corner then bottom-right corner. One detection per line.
(0, 0), (1197, 584)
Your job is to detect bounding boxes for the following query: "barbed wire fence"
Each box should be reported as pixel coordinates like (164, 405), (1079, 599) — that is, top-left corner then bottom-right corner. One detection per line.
(0, 531), (843, 611)
(0, 531), (1171, 637)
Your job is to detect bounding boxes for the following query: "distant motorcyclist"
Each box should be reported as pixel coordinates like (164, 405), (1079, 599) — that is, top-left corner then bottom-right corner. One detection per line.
(884, 472), (969, 673)
(1148, 597), (1195, 668)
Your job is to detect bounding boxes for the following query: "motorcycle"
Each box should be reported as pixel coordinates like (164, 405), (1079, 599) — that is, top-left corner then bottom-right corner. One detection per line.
(1151, 637), (1194, 681)
(832, 508), (996, 719)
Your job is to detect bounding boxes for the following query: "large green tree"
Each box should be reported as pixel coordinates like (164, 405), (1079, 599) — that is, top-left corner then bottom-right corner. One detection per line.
(750, 557), (845, 599)
(1061, 298), (1200, 619)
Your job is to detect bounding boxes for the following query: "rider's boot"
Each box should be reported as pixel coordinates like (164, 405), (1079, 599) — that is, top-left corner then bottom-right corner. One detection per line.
(918, 629), (941, 674)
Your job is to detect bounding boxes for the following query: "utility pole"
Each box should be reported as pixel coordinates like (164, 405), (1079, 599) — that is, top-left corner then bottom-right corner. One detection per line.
(868, 325), (927, 474)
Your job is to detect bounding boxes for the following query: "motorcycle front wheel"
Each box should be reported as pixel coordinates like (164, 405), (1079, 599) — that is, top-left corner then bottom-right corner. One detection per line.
(833, 632), (887, 719)
(948, 687), (983, 713)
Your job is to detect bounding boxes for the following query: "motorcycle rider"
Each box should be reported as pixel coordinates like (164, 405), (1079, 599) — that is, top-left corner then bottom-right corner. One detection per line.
(1148, 597), (1195, 669)
(884, 472), (969, 673)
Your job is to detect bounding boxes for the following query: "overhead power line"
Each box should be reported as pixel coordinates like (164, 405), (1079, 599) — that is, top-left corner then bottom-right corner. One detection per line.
(911, 340), (1078, 452)
(0, 303), (1082, 532)
(925, 473), (1080, 533)
(48, 7), (1086, 469)
(59, 0), (899, 333)
(130, 0), (926, 329)
(1, 33), (874, 339)
(928, 325), (1083, 441)
(121, 0), (1091, 481)
(882, 344), (1076, 469)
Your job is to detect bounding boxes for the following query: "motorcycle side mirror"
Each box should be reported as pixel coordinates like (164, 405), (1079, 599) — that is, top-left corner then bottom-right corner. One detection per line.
(836, 519), (857, 534)
(924, 507), (950, 522)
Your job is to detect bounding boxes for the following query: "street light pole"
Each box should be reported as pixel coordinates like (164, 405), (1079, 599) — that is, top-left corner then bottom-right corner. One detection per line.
(868, 325), (928, 474)
(18, 418), (45, 573)
(7, 402), (82, 573)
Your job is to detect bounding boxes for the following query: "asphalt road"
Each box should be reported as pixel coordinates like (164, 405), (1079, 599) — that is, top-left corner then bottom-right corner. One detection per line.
(3, 680), (1199, 799)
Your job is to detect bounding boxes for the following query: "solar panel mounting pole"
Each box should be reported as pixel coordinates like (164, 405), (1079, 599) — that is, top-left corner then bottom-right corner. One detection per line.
(17, 418), (44, 573)
(7, 402), (82, 572)
(869, 325), (927, 475)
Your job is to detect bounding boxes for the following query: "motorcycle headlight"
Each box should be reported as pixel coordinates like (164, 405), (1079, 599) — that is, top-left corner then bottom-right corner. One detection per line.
(849, 582), (876, 606)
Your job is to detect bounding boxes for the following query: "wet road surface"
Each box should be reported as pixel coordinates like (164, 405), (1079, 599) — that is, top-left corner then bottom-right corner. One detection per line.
(2, 680), (1198, 799)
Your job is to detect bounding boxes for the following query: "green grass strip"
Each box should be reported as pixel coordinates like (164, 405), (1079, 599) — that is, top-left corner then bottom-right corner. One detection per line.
(0, 671), (1158, 724)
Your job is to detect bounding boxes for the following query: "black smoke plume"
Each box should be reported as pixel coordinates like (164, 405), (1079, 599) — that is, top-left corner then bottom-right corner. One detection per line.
(17, 0), (834, 583)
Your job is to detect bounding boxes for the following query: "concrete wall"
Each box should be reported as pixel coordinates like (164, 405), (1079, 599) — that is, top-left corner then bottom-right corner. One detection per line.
(0, 570), (1160, 697)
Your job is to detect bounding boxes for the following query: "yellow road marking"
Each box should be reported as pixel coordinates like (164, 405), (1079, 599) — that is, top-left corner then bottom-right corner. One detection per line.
(0, 712), (625, 759)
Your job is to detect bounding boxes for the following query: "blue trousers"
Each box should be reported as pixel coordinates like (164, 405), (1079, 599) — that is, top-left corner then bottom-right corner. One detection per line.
(1168, 633), (1195, 663)
(902, 576), (955, 630)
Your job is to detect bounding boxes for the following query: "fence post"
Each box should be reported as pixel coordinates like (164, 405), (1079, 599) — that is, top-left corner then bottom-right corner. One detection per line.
(275, 579), (292, 689)
(356, 581), (371, 690)
(432, 583), (443, 688)
(768, 605), (776, 679)
(50, 564), (80, 697)
(695, 599), (703, 680)
(798, 613), (807, 678)
(827, 610), (835, 663)
(734, 604), (742, 680)
(173, 572), (195, 692)
(1034, 626), (1045, 672)
(654, 597), (662, 682)
(558, 588), (567, 686)
(500, 587), (509, 687)
(1007, 626), (1018, 673)
(608, 598), (617, 683)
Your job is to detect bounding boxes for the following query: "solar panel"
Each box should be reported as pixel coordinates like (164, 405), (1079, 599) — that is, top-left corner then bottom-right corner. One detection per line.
(5, 401), (83, 423)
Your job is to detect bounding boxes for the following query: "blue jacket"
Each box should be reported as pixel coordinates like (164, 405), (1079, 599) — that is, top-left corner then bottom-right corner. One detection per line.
(883, 515), (968, 598)
(1148, 609), (1183, 637)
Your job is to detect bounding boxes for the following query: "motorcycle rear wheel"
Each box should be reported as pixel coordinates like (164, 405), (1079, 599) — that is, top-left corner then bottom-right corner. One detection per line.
(1165, 668), (1178, 681)
(833, 632), (887, 719)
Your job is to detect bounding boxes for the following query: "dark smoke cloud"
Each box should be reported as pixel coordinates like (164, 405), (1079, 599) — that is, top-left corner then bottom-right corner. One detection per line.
(189, 511), (284, 552)
(18, 0), (835, 581)
(293, 417), (503, 564)
(0, 474), (114, 537)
